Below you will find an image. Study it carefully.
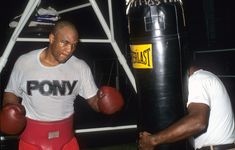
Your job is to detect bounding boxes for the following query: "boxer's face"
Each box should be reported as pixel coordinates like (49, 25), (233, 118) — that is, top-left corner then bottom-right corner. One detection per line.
(50, 26), (78, 64)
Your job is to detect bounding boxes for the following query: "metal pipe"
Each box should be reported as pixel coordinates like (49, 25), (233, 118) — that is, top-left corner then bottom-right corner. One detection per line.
(90, 0), (137, 92)
(108, 0), (115, 41)
(58, 3), (91, 14)
(0, 124), (137, 140)
(0, 0), (41, 73)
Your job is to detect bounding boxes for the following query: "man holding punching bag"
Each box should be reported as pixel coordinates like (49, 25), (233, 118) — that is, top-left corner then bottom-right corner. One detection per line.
(138, 61), (235, 150)
(0, 20), (124, 150)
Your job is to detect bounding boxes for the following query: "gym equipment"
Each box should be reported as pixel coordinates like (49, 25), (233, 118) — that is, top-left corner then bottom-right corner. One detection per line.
(97, 86), (124, 115)
(1, 103), (26, 135)
(128, 0), (189, 149)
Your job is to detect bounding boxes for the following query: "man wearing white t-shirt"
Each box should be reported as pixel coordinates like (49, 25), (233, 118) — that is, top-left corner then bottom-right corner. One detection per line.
(0, 20), (124, 150)
(138, 62), (235, 150)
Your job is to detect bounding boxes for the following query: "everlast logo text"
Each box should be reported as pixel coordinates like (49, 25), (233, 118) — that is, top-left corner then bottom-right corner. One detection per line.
(130, 44), (153, 69)
(131, 48), (151, 66)
(27, 80), (78, 96)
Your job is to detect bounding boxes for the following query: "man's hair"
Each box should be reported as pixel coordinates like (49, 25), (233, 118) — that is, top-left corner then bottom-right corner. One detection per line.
(189, 59), (201, 70)
(51, 20), (78, 36)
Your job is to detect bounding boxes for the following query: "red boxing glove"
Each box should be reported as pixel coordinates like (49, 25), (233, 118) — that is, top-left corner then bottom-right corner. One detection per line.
(0, 103), (26, 135)
(97, 86), (124, 115)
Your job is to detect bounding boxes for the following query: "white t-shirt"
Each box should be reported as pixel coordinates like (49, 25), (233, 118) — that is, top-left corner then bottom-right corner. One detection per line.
(5, 48), (98, 121)
(187, 69), (235, 149)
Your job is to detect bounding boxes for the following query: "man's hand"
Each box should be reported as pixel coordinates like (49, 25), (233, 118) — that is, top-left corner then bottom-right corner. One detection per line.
(139, 131), (155, 150)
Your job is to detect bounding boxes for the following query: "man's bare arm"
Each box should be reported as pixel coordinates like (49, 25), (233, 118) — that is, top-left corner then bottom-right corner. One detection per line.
(3, 92), (21, 106)
(87, 95), (99, 112)
(139, 103), (209, 149)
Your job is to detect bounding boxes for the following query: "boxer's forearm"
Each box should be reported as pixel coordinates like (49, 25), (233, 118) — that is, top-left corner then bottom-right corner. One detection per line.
(151, 113), (205, 145)
(3, 92), (20, 106)
(87, 95), (100, 112)
(151, 103), (209, 145)
(139, 103), (209, 149)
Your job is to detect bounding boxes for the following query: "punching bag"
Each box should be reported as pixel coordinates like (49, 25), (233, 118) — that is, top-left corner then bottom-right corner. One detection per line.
(128, 0), (189, 149)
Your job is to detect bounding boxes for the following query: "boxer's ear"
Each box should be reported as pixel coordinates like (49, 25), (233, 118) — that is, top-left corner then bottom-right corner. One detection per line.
(49, 33), (55, 44)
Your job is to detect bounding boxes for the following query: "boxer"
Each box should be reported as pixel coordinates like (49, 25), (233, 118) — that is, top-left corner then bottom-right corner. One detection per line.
(2, 20), (124, 150)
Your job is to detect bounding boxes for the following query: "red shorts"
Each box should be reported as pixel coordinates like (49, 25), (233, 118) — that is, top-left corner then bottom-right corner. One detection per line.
(19, 116), (79, 150)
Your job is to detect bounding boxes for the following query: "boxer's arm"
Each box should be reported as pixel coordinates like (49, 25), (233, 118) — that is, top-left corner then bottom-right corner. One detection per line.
(87, 95), (100, 112)
(139, 103), (209, 149)
(3, 92), (21, 106)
